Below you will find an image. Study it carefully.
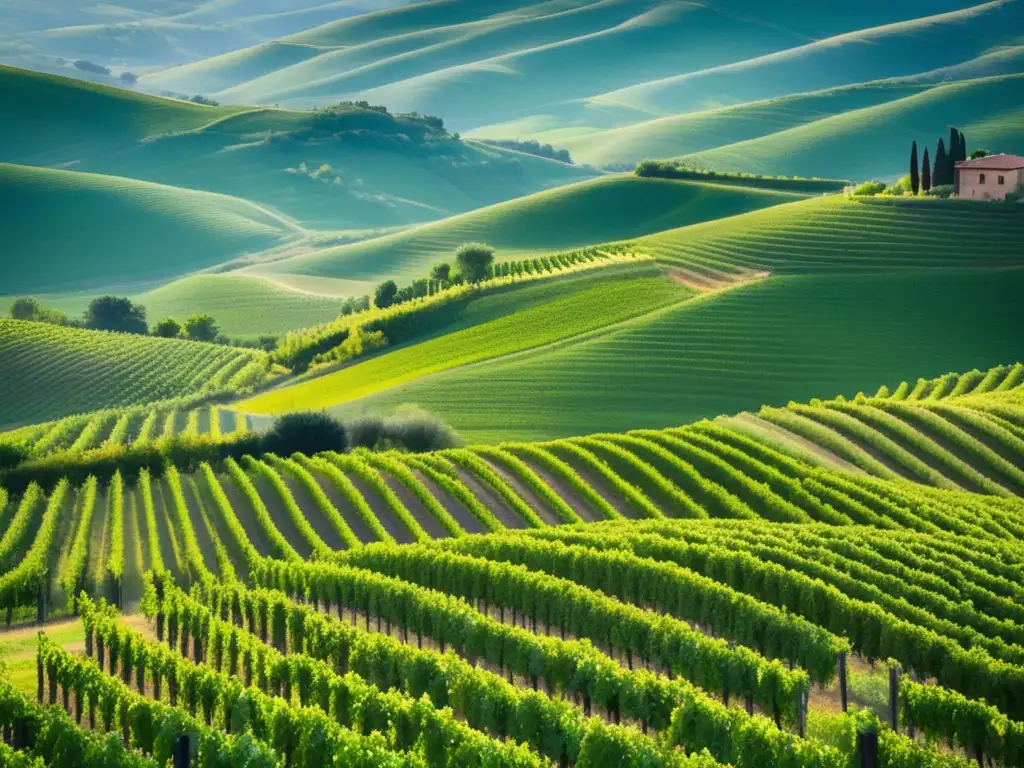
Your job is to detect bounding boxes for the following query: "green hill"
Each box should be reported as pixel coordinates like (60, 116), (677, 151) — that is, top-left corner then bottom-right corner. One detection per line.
(0, 65), (595, 232)
(251, 194), (1024, 441)
(258, 174), (810, 286)
(0, 163), (301, 294)
(0, 319), (268, 426)
(681, 74), (1024, 181)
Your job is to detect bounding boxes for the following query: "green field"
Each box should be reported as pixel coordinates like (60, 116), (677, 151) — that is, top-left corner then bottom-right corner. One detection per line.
(259, 175), (810, 285)
(0, 319), (268, 426)
(243, 264), (696, 413)
(330, 269), (1024, 442)
(0, 162), (301, 294)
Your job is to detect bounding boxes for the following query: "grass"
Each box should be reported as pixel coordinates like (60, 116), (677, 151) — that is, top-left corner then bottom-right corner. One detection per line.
(241, 265), (696, 414)
(259, 175), (810, 285)
(0, 619), (84, 694)
(0, 162), (300, 294)
(340, 269), (1024, 442)
(0, 319), (267, 426)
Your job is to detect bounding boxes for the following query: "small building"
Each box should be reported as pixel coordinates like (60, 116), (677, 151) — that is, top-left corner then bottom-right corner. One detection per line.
(955, 154), (1024, 200)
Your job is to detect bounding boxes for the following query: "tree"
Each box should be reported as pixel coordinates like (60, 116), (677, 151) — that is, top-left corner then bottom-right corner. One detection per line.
(119, 72), (138, 85)
(969, 149), (989, 160)
(958, 131), (968, 163)
(948, 128), (960, 183)
(455, 242), (495, 283)
(181, 314), (218, 342)
(921, 147), (931, 192)
(153, 317), (182, 338)
(374, 280), (398, 309)
(10, 297), (41, 321)
(910, 141), (920, 195)
(84, 296), (147, 334)
(261, 412), (347, 457)
(430, 263), (451, 282)
(933, 139), (948, 186)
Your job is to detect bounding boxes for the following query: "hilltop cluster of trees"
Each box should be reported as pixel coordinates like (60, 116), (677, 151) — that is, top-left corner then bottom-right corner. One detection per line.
(480, 139), (573, 164)
(7, 296), (275, 348)
(634, 159), (844, 192)
(908, 127), (978, 196)
(373, 243), (495, 310)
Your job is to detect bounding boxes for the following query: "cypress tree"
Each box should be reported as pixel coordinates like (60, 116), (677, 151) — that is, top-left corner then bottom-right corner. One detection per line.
(959, 131), (968, 163)
(934, 139), (948, 186)
(922, 147), (931, 192)
(910, 141), (920, 195)
(948, 127), (960, 182)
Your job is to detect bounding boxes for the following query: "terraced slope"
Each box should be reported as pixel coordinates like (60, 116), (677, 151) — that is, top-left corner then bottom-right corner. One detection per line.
(0, 163), (301, 294)
(0, 319), (268, 426)
(2, 364), (1022, 767)
(258, 175), (810, 285)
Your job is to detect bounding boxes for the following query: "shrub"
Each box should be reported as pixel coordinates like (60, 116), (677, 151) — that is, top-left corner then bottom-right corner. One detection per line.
(851, 181), (885, 197)
(374, 280), (398, 309)
(0, 441), (28, 470)
(84, 296), (147, 334)
(927, 185), (955, 199)
(9, 297), (41, 321)
(261, 412), (348, 456)
(73, 60), (110, 75)
(455, 243), (494, 283)
(181, 314), (218, 342)
(383, 411), (460, 453)
(346, 416), (387, 451)
(153, 318), (182, 338)
(1005, 191), (1022, 203)
(119, 72), (138, 85)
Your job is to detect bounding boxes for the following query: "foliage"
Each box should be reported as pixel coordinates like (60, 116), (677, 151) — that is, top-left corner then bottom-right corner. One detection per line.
(181, 314), (219, 343)
(634, 160), (847, 191)
(261, 412), (348, 457)
(152, 317), (182, 338)
(455, 243), (495, 283)
(850, 181), (886, 196)
(479, 138), (573, 164)
(84, 296), (148, 335)
(373, 280), (399, 309)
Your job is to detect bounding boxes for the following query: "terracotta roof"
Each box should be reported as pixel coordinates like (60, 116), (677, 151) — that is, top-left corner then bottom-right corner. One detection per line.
(954, 154), (1024, 170)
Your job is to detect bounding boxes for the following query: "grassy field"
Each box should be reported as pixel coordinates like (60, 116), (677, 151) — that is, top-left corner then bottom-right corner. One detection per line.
(0, 319), (268, 426)
(258, 175), (810, 285)
(242, 264), (696, 413)
(0, 162), (301, 295)
(336, 269), (1024, 442)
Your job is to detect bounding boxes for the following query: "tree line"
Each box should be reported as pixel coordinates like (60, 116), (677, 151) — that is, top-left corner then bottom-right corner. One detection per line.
(8, 296), (274, 349)
(373, 242), (495, 309)
(908, 127), (989, 195)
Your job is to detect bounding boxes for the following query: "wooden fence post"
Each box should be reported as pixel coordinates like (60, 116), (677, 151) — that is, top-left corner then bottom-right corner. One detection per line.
(838, 651), (848, 713)
(888, 666), (900, 732)
(798, 688), (809, 738)
(173, 733), (190, 768)
(858, 730), (879, 768)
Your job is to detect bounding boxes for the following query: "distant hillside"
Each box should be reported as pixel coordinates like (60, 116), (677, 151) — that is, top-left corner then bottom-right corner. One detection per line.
(131, 0), (1024, 180)
(256, 174), (810, 287)
(0, 163), (300, 294)
(0, 65), (595, 231)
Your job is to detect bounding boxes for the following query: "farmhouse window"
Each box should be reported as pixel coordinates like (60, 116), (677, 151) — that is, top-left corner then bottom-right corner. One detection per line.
(998, 175), (1005, 185)
(979, 173), (986, 183)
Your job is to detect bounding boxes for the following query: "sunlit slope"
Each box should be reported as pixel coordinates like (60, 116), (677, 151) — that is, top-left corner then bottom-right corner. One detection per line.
(242, 264), (696, 414)
(343, 269), (1024, 442)
(259, 175), (808, 285)
(0, 163), (299, 294)
(0, 318), (267, 426)
(638, 195), (1024, 280)
(681, 74), (1024, 180)
(0, 65), (246, 165)
(134, 274), (347, 339)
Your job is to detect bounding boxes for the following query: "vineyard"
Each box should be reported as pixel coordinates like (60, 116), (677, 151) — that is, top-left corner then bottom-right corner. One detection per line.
(0, 363), (1021, 766)
(0, 320), (270, 426)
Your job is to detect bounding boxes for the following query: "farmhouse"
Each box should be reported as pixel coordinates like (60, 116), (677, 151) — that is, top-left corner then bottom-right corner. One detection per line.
(955, 154), (1024, 200)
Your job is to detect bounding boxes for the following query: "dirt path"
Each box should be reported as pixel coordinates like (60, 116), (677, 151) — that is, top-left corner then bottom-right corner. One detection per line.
(794, 410), (926, 483)
(192, 474), (250, 581)
(479, 457), (562, 526)
(122, 489), (146, 613)
(250, 475), (314, 558)
(413, 470), (487, 534)
(182, 476), (225, 577)
(725, 413), (866, 474)
(218, 473), (274, 557)
(345, 474), (415, 544)
(548, 450), (638, 519)
(377, 471), (448, 539)
(517, 457), (603, 523)
(453, 468), (528, 530)
(305, 467), (378, 544)
(278, 472), (344, 550)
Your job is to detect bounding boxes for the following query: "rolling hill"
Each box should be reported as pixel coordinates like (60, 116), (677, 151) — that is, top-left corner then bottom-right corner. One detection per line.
(126, 0), (1024, 181)
(0, 319), (269, 426)
(0, 162), (301, 295)
(256, 174), (812, 286)
(0, 65), (595, 233)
